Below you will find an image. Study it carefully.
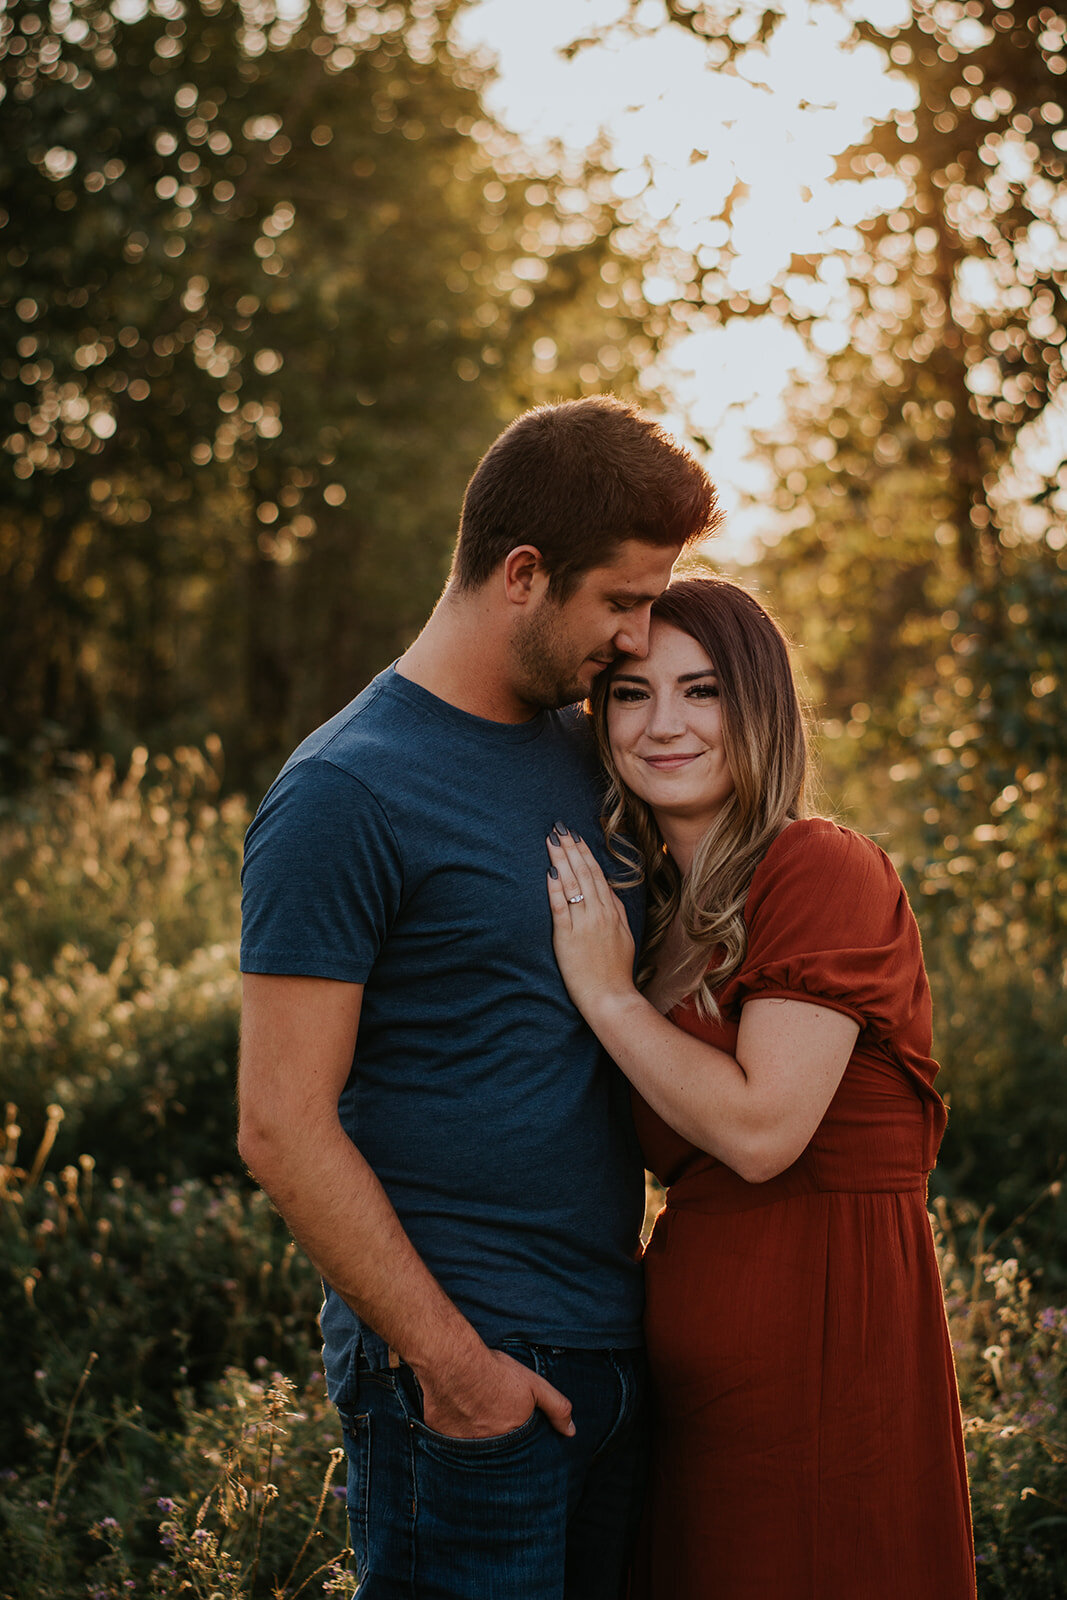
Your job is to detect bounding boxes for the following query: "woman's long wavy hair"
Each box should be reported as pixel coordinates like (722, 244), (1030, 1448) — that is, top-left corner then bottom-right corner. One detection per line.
(591, 577), (810, 1019)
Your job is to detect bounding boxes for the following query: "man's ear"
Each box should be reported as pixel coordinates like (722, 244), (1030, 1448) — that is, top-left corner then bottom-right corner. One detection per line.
(502, 545), (549, 606)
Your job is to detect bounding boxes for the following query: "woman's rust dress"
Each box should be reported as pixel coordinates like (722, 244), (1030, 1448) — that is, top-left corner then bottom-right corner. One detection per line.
(630, 819), (976, 1600)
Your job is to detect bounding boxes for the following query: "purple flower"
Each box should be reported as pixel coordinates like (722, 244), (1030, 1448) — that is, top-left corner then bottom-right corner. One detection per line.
(331, 1486), (347, 1500)
(98, 1515), (120, 1530)
(157, 1496), (175, 1513)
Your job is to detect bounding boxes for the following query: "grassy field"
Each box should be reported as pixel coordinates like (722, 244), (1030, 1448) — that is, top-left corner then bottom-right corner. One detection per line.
(1, 752), (1063, 1597)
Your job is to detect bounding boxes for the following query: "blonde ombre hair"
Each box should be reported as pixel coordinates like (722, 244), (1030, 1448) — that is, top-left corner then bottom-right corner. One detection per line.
(591, 577), (810, 1019)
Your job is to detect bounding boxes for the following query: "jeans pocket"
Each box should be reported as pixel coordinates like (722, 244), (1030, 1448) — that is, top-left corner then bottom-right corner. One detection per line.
(337, 1410), (371, 1583)
(393, 1364), (544, 1457)
(410, 1403), (541, 1458)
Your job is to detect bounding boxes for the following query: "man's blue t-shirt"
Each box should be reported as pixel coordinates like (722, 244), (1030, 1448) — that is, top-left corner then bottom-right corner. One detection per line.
(240, 666), (646, 1400)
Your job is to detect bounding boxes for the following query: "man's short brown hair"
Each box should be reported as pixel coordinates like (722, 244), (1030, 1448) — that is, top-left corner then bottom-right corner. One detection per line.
(452, 395), (720, 598)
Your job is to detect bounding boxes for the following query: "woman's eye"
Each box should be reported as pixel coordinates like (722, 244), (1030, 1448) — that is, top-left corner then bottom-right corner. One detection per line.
(686, 683), (719, 699)
(610, 686), (647, 703)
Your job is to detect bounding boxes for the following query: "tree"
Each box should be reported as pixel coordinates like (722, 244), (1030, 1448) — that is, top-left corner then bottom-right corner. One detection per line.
(640, 0), (1067, 1236)
(0, 0), (661, 783)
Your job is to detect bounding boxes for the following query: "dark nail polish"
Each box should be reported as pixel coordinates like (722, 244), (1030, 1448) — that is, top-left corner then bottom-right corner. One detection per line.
(549, 829), (560, 846)
(554, 821), (570, 836)
(549, 865), (559, 880)
(571, 832), (582, 844)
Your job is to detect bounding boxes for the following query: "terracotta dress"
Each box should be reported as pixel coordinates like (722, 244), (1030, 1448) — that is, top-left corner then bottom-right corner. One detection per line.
(630, 818), (976, 1600)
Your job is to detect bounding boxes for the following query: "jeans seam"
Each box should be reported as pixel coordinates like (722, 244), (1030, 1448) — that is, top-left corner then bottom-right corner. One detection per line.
(405, 1389), (417, 1599)
(588, 1349), (633, 1465)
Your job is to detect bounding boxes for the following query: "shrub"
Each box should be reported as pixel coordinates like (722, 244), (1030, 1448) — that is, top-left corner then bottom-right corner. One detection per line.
(0, 746), (247, 1181)
(0, 743), (246, 977)
(0, 1118), (323, 1469)
(929, 948), (1067, 1286)
(939, 1201), (1067, 1598)
(0, 934), (241, 1182)
(0, 1369), (354, 1600)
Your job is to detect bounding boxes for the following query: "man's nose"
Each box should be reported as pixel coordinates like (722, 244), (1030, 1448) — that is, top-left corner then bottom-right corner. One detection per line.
(614, 607), (652, 658)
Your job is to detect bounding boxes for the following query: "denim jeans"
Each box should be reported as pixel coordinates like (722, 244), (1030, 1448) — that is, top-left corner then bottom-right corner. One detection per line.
(335, 1337), (648, 1599)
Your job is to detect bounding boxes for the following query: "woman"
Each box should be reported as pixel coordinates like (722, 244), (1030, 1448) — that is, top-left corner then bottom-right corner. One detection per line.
(546, 578), (975, 1600)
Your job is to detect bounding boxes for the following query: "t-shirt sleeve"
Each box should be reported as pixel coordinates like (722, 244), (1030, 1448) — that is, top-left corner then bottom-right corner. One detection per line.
(733, 824), (927, 1037)
(240, 757), (402, 983)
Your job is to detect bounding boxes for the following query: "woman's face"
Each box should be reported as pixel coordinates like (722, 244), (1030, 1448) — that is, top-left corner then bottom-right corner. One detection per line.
(606, 618), (735, 829)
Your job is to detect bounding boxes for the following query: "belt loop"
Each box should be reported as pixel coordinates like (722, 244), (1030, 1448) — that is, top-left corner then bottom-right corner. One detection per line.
(357, 1324), (395, 1372)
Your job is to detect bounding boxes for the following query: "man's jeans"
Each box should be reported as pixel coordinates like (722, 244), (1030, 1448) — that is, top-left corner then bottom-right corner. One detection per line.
(336, 1337), (648, 1599)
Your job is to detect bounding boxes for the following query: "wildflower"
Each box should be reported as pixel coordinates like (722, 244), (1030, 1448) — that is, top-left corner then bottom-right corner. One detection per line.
(98, 1515), (121, 1530)
(157, 1497), (175, 1513)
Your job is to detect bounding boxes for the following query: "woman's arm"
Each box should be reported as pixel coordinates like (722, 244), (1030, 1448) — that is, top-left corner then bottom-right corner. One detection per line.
(547, 830), (859, 1183)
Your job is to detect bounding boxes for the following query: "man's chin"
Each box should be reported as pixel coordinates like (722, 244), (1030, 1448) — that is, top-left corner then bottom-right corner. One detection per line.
(520, 659), (613, 712)
(582, 656), (616, 685)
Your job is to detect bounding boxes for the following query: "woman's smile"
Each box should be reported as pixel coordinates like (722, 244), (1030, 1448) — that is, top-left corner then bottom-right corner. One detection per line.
(606, 619), (735, 840)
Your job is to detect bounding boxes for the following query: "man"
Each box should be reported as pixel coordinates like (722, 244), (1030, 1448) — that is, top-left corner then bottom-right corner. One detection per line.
(238, 395), (717, 1598)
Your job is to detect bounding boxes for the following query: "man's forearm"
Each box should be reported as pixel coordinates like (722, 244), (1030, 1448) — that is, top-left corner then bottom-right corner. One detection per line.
(241, 1114), (482, 1376)
(239, 1115), (575, 1437)
(237, 973), (572, 1437)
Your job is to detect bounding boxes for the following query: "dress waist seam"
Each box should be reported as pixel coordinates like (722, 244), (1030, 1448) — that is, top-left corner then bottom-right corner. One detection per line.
(666, 1179), (929, 1216)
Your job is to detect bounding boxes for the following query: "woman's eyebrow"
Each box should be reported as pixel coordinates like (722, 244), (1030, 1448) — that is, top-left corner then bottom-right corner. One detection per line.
(612, 668), (718, 685)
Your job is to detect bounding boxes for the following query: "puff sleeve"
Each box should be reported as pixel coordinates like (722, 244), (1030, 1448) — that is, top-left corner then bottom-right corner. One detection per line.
(731, 819), (931, 1042)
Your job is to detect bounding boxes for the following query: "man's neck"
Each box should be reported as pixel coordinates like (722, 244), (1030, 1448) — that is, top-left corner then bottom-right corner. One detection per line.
(396, 588), (537, 725)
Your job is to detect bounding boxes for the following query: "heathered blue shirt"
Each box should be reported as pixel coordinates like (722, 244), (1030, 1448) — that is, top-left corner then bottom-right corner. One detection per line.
(240, 666), (645, 1401)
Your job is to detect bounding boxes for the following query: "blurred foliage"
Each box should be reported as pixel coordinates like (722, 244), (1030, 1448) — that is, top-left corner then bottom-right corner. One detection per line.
(0, 1113), (322, 1464)
(0, 1361), (351, 1599)
(0, 746), (246, 1176)
(0, 754), (1059, 1596)
(0, 0), (663, 788)
(1, 1104), (1062, 1593)
(937, 1204), (1067, 1599)
(1, 1), (1065, 1593)
(647, 0), (1066, 1279)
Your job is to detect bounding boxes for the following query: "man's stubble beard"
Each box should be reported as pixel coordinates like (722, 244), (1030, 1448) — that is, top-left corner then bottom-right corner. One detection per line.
(511, 601), (594, 712)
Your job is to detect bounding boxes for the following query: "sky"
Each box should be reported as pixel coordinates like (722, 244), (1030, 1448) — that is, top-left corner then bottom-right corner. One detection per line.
(453, 0), (911, 561)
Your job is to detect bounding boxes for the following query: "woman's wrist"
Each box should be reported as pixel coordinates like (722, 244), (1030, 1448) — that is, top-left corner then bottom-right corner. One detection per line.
(581, 985), (648, 1041)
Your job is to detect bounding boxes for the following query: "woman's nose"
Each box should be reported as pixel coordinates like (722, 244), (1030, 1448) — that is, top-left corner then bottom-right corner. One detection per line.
(645, 695), (684, 739)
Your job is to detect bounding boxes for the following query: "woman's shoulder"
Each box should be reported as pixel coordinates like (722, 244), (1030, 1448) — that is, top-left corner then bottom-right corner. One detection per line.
(749, 817), (903, 913)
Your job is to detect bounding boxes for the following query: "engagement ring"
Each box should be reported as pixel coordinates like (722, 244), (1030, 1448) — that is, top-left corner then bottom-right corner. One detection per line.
(567, 894), (585, 905)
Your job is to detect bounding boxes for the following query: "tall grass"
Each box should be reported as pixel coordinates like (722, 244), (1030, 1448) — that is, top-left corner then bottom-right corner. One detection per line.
(0, 753), (1063, 1595)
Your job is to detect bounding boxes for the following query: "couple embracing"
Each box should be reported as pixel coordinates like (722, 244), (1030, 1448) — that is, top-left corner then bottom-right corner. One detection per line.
(238, 397), (976, 1599)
